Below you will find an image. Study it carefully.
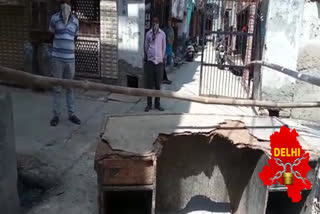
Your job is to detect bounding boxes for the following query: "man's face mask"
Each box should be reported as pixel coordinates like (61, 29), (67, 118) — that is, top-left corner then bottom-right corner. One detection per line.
(152, 22), (159, 32)
(61, 3), (71, 24)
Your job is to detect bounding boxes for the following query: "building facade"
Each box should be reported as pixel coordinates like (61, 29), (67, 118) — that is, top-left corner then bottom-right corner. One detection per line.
(259, 0), (320, 121)
(292, 0), (320, 121)
(0, 0), (199, 88)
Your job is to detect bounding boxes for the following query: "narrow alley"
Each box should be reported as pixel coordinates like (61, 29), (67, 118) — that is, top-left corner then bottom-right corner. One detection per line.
(131, 54), (255, 116)
(1, 0), (320, 213)
(2, 49), (320, 214)
(0, 56), (256, 214)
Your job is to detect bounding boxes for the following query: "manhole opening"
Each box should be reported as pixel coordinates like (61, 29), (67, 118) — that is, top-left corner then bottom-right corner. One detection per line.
(104, 190), (152, 214)
(266, 190), (311, 214)
(268, 109), (280, 117)
(127, 75), (139, 88)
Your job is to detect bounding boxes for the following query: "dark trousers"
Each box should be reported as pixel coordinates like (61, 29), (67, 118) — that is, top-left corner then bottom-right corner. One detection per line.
(163, 66), (169, 81)
(145, 61), (163, 107)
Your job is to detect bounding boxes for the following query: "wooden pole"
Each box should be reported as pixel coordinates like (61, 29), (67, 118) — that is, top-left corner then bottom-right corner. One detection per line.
(247, 60), (320, 87)
(1, 65), (320, 108)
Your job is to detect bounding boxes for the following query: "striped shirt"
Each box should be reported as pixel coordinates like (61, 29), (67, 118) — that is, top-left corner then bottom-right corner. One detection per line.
(49, 12), (79, 62)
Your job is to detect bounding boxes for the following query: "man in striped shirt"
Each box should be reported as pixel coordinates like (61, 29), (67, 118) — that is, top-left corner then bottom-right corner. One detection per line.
(49, 0), (81, 126)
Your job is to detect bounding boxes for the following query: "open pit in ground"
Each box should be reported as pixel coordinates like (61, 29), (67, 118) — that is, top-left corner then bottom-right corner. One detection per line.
(95, 114), (320, 214)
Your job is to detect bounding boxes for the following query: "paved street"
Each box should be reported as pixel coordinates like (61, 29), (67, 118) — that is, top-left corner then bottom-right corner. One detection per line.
(131, 54), (256, 116)
(2, 54), (256, 214)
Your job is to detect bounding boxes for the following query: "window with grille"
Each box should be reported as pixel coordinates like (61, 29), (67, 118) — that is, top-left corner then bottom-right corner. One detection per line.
(71, 0), (100, 22)
(75, 38), (100, 77)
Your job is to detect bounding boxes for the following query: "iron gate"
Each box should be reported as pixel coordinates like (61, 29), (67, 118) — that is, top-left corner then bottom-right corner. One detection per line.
(199, 0), (256, 99)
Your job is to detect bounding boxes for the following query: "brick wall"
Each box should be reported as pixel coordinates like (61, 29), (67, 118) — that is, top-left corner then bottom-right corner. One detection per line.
(100, 0), (118, 79)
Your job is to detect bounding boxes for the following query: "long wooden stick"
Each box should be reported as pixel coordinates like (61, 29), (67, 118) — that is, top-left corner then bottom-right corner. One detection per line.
(1, 65), (320, 108)
(247, 60), (320, 87)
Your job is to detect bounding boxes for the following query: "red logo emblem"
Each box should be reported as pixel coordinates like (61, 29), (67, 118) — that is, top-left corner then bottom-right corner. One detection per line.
(259, 126), (312, 202)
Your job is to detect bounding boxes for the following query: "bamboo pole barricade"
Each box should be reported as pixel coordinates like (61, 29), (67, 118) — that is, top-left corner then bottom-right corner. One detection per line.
(1, 64), (320, 109)
(247, 61), (320, 87)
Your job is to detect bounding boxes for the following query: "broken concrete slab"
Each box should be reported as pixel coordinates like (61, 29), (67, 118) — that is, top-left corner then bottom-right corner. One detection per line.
(0, 93), (20, 214)
(96, 113), (320, 214)
(101, 114), (316, 156)
(95, 116), (270, 214)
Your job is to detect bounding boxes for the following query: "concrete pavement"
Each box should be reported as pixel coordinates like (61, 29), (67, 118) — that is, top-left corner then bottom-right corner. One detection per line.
(131, 54), (256, 116)
(1, 86), (136, 214)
